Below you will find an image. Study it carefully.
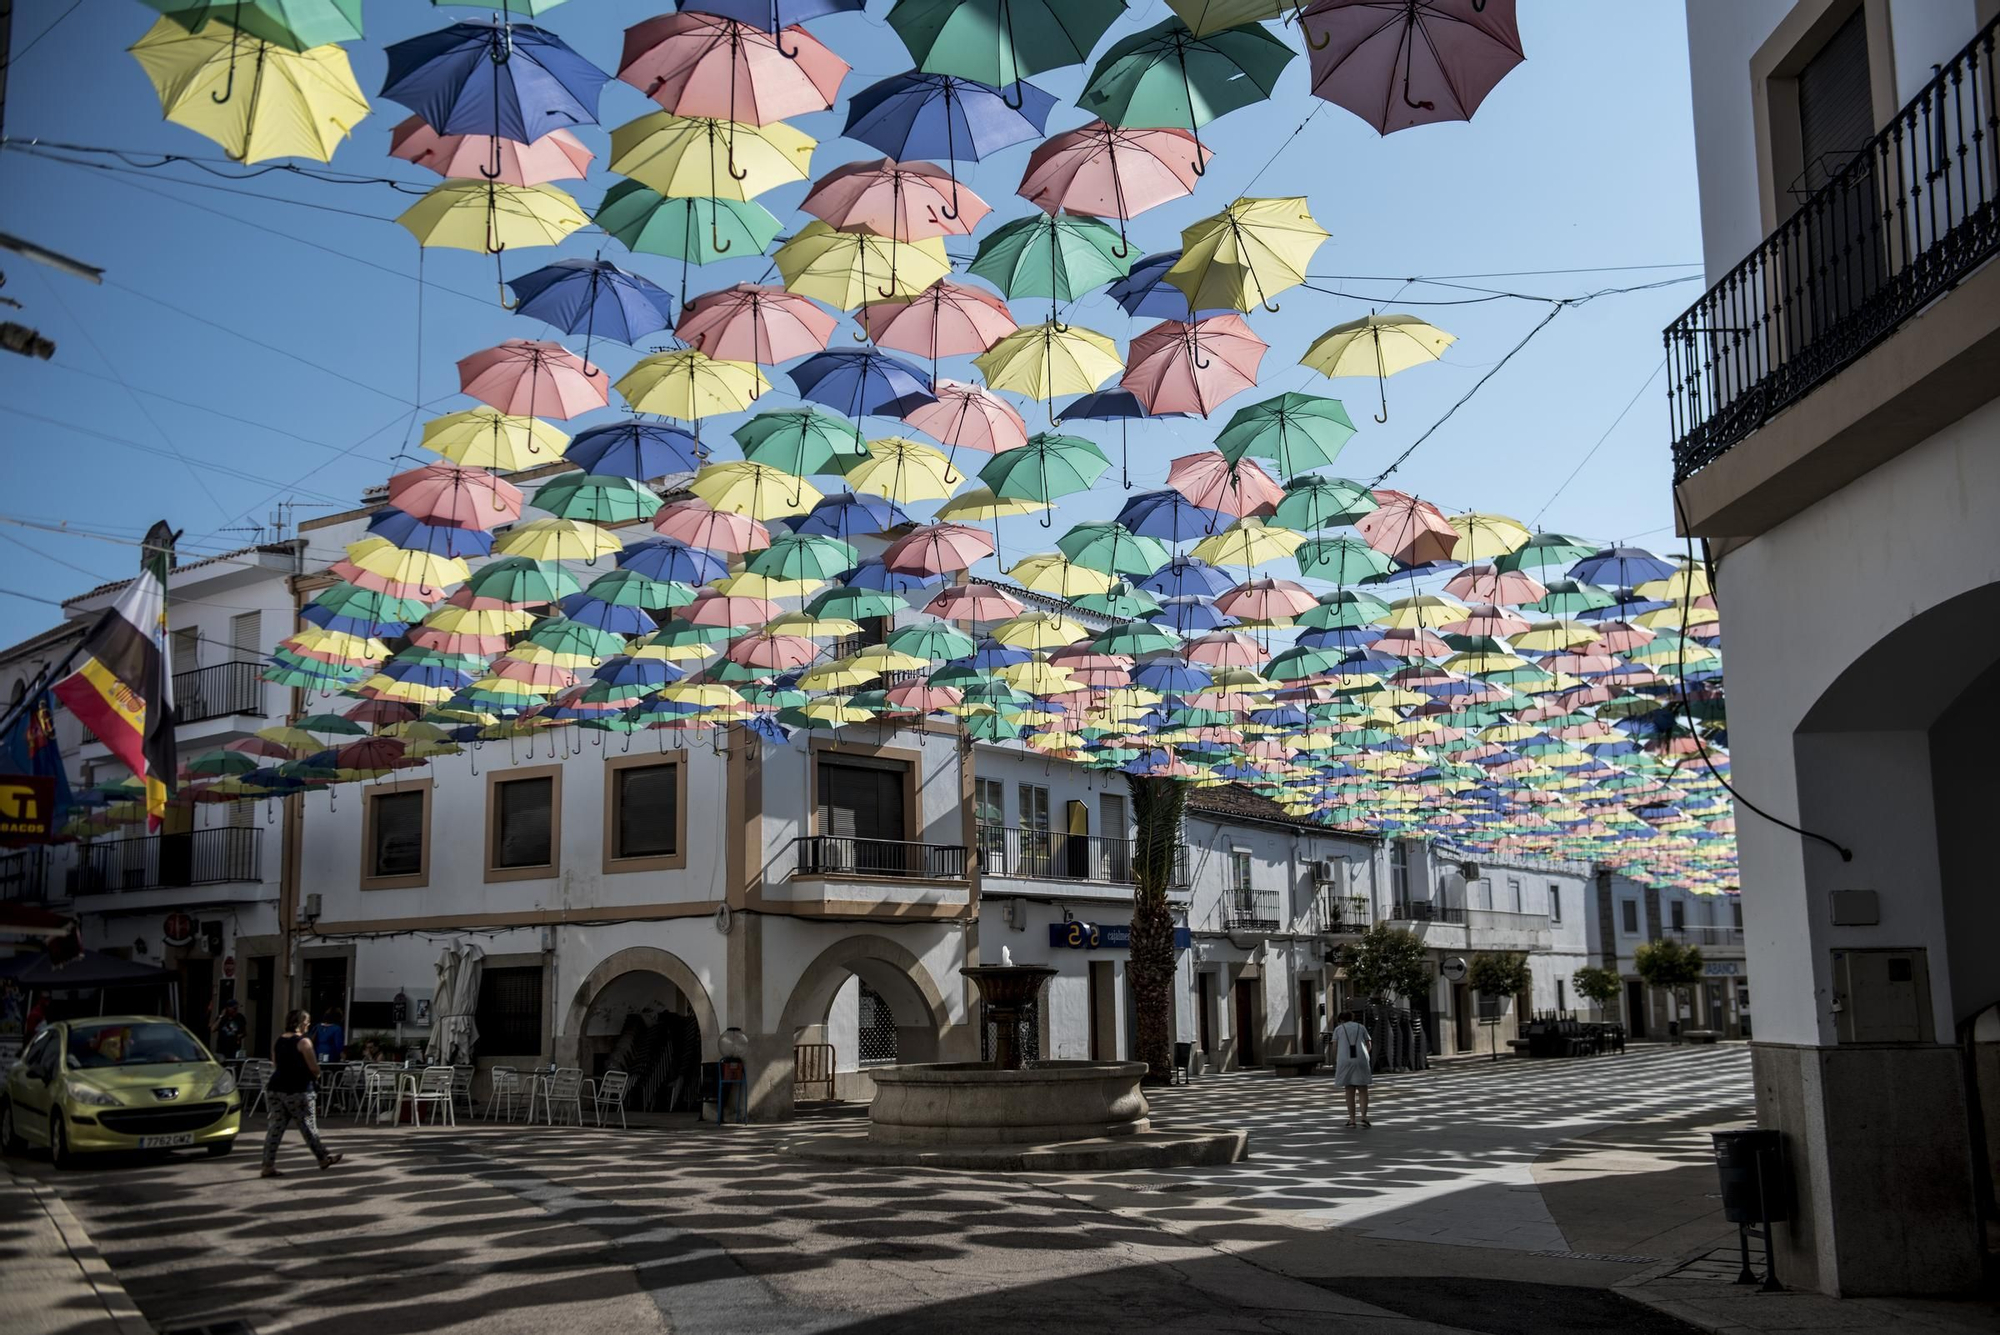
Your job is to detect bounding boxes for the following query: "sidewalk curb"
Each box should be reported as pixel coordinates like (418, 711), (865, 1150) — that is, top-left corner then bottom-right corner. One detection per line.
(3, 1162), (152, 1335)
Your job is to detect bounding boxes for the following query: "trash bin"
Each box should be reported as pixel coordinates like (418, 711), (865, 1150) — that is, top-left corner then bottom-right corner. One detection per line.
(1711, 1128), (1787, 1223)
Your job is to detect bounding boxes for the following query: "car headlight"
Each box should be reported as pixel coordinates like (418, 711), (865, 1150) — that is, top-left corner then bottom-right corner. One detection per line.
(68, 1082), (120, 1107)
(206, 1070), (238, 1099)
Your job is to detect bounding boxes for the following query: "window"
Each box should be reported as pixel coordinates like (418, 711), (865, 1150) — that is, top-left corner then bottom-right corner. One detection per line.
(487, 766), (560, 882)
(362, 785), (429, 889)
(974, 778), (1004, 827)
(231, 611), (261, 659)
(1230, 850), (1253, 893)
(473, 966), (544, 1057)
(604, 755), (686, 873)
(1621, 899), (1639, 934)
(1671, 900), (1687, 931)
(1390, 841), (1409, 902)
(818, 757), (909, 843)
(1548, 883), (1562, 923)
(857, 981), (898, 1065)
(1732, 900), (1743, 927)
(1018, 782), (1050, 875)
(1508, 876), (1522, 913)
(1556, 979), (1567, 1014)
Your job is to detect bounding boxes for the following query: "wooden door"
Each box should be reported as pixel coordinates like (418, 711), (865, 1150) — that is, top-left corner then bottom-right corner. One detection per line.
(1233, 978), (1257, 1067)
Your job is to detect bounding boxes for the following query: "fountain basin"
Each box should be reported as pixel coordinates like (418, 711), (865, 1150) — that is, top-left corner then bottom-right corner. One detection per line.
(866, 1060), (1149, 1145)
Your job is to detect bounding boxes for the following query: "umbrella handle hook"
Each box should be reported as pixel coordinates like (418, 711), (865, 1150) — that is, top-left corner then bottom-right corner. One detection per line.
(212, 7), (242, 103)
(1002, 79), (1026, 111)
(710, 222), (733, 254)
(1263, 298), (1282, 313)
(1305, 18), (1332, 50)
(727, 150), (750, 182)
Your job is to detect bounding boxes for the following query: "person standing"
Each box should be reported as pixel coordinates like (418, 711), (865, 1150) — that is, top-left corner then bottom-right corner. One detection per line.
(1331, 1010), (1374, 1128)
(315, 1007), (346, 1063)
(261, 1009), (342, 1179)
(213, 1000), (247, 1059)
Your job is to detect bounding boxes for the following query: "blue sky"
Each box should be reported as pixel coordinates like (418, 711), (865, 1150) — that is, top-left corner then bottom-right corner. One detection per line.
(0, 0), (1702, 645)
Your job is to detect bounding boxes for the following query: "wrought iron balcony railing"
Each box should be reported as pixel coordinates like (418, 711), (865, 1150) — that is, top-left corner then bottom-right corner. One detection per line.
(0, 847), (55, 903)
(68, 827), (262, 895)
(1665, 924), (1745, 947)
(974, 824), (1190, 887)
(1389, 899), (1467, 925)
(1665, 15), (2000, 481)
(791, 834), (967, 880)
(173, 661), (266, 725)
(1223, 888), (1282, 932)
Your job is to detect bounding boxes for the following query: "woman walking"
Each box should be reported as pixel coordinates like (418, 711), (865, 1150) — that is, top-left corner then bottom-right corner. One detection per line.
(1331, 1009), (1374, 1128)
(261, 1009), (343, 1178)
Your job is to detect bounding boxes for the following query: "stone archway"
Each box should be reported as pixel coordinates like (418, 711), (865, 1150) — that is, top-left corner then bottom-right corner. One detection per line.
(779, 934), (952, 1068)
(556, 945), (720, 1070)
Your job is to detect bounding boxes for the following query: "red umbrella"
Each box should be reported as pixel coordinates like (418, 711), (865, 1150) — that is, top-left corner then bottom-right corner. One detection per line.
(386, 463), (523, 530)
(1165, 450), (1282, 518)
(675, 283), (836, 364)
(1121, 314), (1267, 417)
(902, 379), (1028, 454)
(1369, 627), (1451, 658)
(883, 523), (996, 574)
(920, 584), (1025, 621)
(1442, 564), (1547, 606)
(652, 498), (770, 554)
(1184, 631), (1263, 667)
(456, 339), (608, 420)
(1301, 0), (1526, 135)
(1018, 120), (1205, 251)
(859, 281), (1017, 371)
(801, 157), (989, 239)
(725, 631), (818, 669)
(885, 681), (962, 712)
(343, 700), (419, 726)
(617, 13), (848, 124)
(409, 627), (509, 656)
(1355, 489), (1458, 564)
(390, 117), (593, 185)
(1214, 577), (1316, 620)
(1437, 603), (1530, 638)
(684, 590), (780, 627)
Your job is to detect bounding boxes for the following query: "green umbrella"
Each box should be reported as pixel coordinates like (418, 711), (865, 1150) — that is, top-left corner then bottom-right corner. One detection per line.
(970, 213), (1130, 304)
(746, 533), (859, 582)
(526, 617), (626, 660)
(534, 473), (663, 525)
(1078, 19), (1294, 172)
(1073, 582), (1162, 620)
(1264, 645), (1346, 680)
(1273, 474), (1378, 531)
(644, 621), (737, 649)
(187, 750), (259, 776)
(1532, 580), (1616, 618)
(1216, 393), (1357, 476)
(808, 587), (906, 621)
(146, 0), (363, 51)
(733, 407), (867, 477)
(1091, 620), (1181, 655)
(1057, 520), (1170, 578)
(979, 432), (1110, 513)
(929, 663), (993, 691)
(964, 711), (1026, 742)
(1295, 536), (1394, 584)
(1494, 531), (1599, 574)
(594, 184), (783, 303)
(310, 583), (432, 623)
(583, 569), (693, 611)
(888, 0), (1126, 87)
(741, 683), (809, 710)
(294, 712), (368, 735)
(467, 557), (580, 604)
(889, 621), (977, 661)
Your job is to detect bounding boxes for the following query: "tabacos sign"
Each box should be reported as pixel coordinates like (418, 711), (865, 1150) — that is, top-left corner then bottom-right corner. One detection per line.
(0, 776), (56, 842)
(1048, 922), (1193, 951)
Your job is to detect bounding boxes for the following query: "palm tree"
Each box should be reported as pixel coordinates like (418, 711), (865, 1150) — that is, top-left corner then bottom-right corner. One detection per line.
(1127, 774), (1186, 1085)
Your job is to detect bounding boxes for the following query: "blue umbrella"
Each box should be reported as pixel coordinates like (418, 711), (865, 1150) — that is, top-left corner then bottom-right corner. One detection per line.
(594, 656), (682, 689)
(679, 0), (865, 37)
(742, 713), (793, 744)
(1137, 555), (1234, 598)
(1567, 546), (1677, 587)
(565, 421), (703, 480)
(970, 640), (1031, 669)
(1107, 251), (1190, 319)
(844, 71), (1054, 217)
(380, 661), (475, 689)
(557, 594), (655, 636)
(299, 605), (409, 639)
(381, 22), (608, 148)
(616, 538), (727, 585)
(367, 508), (494, 560)
(1058, 389), (1188, 489)
(1147, 595), (1232, 634)
(843, 557), (942, 592)
(1117, 490), (1226, 544)
(507, 258), (677, 346)
(790, 348), (936, 419)
(787, 492), (911, 540)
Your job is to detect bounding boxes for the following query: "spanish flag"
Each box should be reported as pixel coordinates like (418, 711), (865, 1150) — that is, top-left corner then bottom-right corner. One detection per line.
(54, 522), (178, 830)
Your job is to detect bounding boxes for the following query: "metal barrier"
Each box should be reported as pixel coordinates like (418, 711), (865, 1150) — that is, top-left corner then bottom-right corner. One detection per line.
(791, 835), (968, 880)
(793, 1042), (836, 1102)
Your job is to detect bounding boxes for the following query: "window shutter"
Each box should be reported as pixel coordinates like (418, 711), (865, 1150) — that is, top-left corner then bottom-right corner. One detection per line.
(496, 777), (553, 868)
(616, 764), (678, 858)
(819, 761), (904, 842)
(1797, 9), (1873, 191)
(373, 792), (424, 877)
(231, 612), (261, 659)
(171, 629), (199, 676)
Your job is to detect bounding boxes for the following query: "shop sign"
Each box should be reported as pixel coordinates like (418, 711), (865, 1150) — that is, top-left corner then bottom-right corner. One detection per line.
(1704, 961), (1741, 976)
(1048, 922), (1191, 950)
(161, 912), (196, 947)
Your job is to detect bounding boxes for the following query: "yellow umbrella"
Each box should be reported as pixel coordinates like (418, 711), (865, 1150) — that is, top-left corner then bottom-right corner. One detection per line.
(1166, 197), (1328, 314)
(1190, 517), (1304, 569)
(1381, 593), (1469, 630)
(615, 350), (769, 421)
(799, 660), (878, 691)
(690, 462), (822, 518)
(285, 628), (388, 661)
(842, 437), (962, 502)
(974, 321), (1122, 420)
(1165, 0), (1299, 36)
(989, 611), (1089, 650)
(345, 538), (468, 592)
(657, 683), (745, 709)
(713, 571), (820, 599)
(421, 408), (569, 470)
(935, 488), (1049, 522)
(1301, 313), (1455, 423)
(397, 181), (589, 253)
(774, 222), (948, 310)
(609, 112), (815, 200)
(494, 517), (622, 562)
(421, 605), (537, 635)
(1446, 512), (1533, 560)
(129, 18), (368, 164)
(998, 659), (1079, 695)
(1635, 564), (1711, 603)
(1632, 604), (1721, 631)
(795, 698), (873, 725)
(1005, 554), (1114, 598)
(1511, 619), (1601, 652)
(765, 611), (863, 638)
(849, 645), (930, 673)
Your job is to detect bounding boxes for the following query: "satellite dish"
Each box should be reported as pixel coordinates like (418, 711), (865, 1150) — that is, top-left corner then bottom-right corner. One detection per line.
(1458, 860), (1481, 881)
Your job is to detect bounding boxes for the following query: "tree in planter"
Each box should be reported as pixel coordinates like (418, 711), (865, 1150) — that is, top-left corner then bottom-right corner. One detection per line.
(1467, 952), (1531, 1005)
(1127, 774), (1188, 1086)
(1633, 938), (1705, 1033)
(1571, 965), (1623, 1020)
(1340, 924), (1431, 1006)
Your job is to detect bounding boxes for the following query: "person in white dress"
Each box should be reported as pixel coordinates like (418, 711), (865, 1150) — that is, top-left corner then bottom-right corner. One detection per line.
(1331, 1010), (1373, 1127)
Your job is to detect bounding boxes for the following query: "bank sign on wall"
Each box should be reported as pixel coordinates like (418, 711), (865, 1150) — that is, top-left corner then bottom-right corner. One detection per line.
(1049, 923), (1193, 951)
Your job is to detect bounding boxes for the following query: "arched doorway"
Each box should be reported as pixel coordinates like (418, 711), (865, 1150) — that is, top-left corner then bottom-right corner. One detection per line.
(779, 935), (951, 1101)
(559, 947), (718, 1114)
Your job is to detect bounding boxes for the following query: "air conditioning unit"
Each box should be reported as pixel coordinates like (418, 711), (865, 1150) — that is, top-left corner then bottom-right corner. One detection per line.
(1311, 858), (1345, 886)
(1457, 860), (1481, 882)
(817, 839), (855, 874)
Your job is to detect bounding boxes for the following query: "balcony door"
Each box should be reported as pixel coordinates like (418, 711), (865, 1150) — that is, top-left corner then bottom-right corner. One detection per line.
(817, 758), (907, 874)
(1098, 792), (1128, 882)
(1792, 8), (1884, 345)
(1064, 799), (1089, 880)
(1018, 783), (1050, 877)
(157, 800), (195, 889)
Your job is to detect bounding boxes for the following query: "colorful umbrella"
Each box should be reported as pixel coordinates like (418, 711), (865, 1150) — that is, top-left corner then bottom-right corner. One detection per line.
(1273, 473), (1378, 529)
(1121, 313), (1268, 417)
(734, 407), (867, 475)
(859, 281), (1017, 374)
(1302, 0), (1526, 135)
(979, 432), (1110, 518)
(1215, 392), (1356, 476)
(381, 20), (607, 144)
(802, 157), (990, 239)
(617, 12), (848, 124)
(398, 181), (589, 255)
(973, 321), (1123, 421)
(420, 408), (568, 471)
(675, 283), (836, 364)
(533, 474), (664, 525)
(883, 522), (997, 574)
(610, 112), (816, 201)
(969, 212), (1131, 306)
(390, 117), (592, 186)
(130, 18), (369, 163)
(506, 258), (677, 344)
(1301, 312), (1455, 422)
(774, 221), (949, 309)
(789, 348), (936, 419)
(1018, 121), (1204, 251)
(1116, 489), (1228, 543)
(1167, 196), (1329, 313)
(691, 462), (822, 519)
(843, 71), (1056, 218)
(595, 185), (782, 271)
(1166, 450), (1283, 518)
(1356, 490), (1459, 565)
(564, 422), (704, 481)
(143, 0), (364, 51)
(840, 437), (962, 503)
(456, 340), (606, 419)
(615, 349), (770, 425)
(387, 463), (524, 529)
(1078, 17), (1293, 168)
(903, 380), (1030, 455)
(888, 0), (1127, 88)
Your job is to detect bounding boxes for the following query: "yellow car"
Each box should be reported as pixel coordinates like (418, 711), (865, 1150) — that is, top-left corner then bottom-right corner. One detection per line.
(1, 1015), (241, 1166)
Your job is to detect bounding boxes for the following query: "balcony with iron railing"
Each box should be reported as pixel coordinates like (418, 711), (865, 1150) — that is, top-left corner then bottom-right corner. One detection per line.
(1315, 891), (1373, 935)
(0, 846), (57, 903)
(975, 824), (1190, 889)
(1665, 924), (1746, 952)
(172, 661), (266, 726)
(790, 834), (967, 881)
(1666, 15), (2000, 499)
(1222, 887), (1282, 932)
(67, 827), (262, 896)
(1389, 899), (1467, 925)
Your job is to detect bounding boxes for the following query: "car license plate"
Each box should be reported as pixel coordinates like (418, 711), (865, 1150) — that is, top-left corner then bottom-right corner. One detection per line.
(138, 1132), (195, 1149)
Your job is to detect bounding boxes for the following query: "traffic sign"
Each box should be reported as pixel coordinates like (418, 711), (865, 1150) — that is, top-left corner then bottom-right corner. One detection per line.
(1441, 956), (1468, 983)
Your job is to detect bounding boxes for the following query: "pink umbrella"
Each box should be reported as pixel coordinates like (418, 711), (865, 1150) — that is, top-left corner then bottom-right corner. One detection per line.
(1214, 577), (1316, 621)
(408, 627), (509, 656)
(801, 158), (989, 239)
(675, 283), (836, 364)
(324, 562), (427, 600)
(1301, 0), (1526, 136)
(444, 584), (533, 612)
(343, 699), (418, 726)
(1438, 603), (1531, 637)
(389, 116), (592, 186)
(652, 498), (770, 554)
(492, 658), (580, 689)
(617, 13), (848, 124)
(725, 632), (818, 669)
(1184, 631), (1263, 667)
(902, 379), (1029, 454)
(1369, 627), (1451, 658)
(1122, 314), (1267, 417)
(387, 463), (524, 530)
(1165, 451), (1282, 519)
(859, 282), (1017, 371)
(1442, 564), (1547, 606)
(456, 340), (608, 420)
(883, 523), (996, 574)
(1355, 490), (1458, 564)
(683, 590), (780, 627)
(921, 584), (1025, 621)
(886, 681), (962, 712)
(1018, 120), (1204, 251)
